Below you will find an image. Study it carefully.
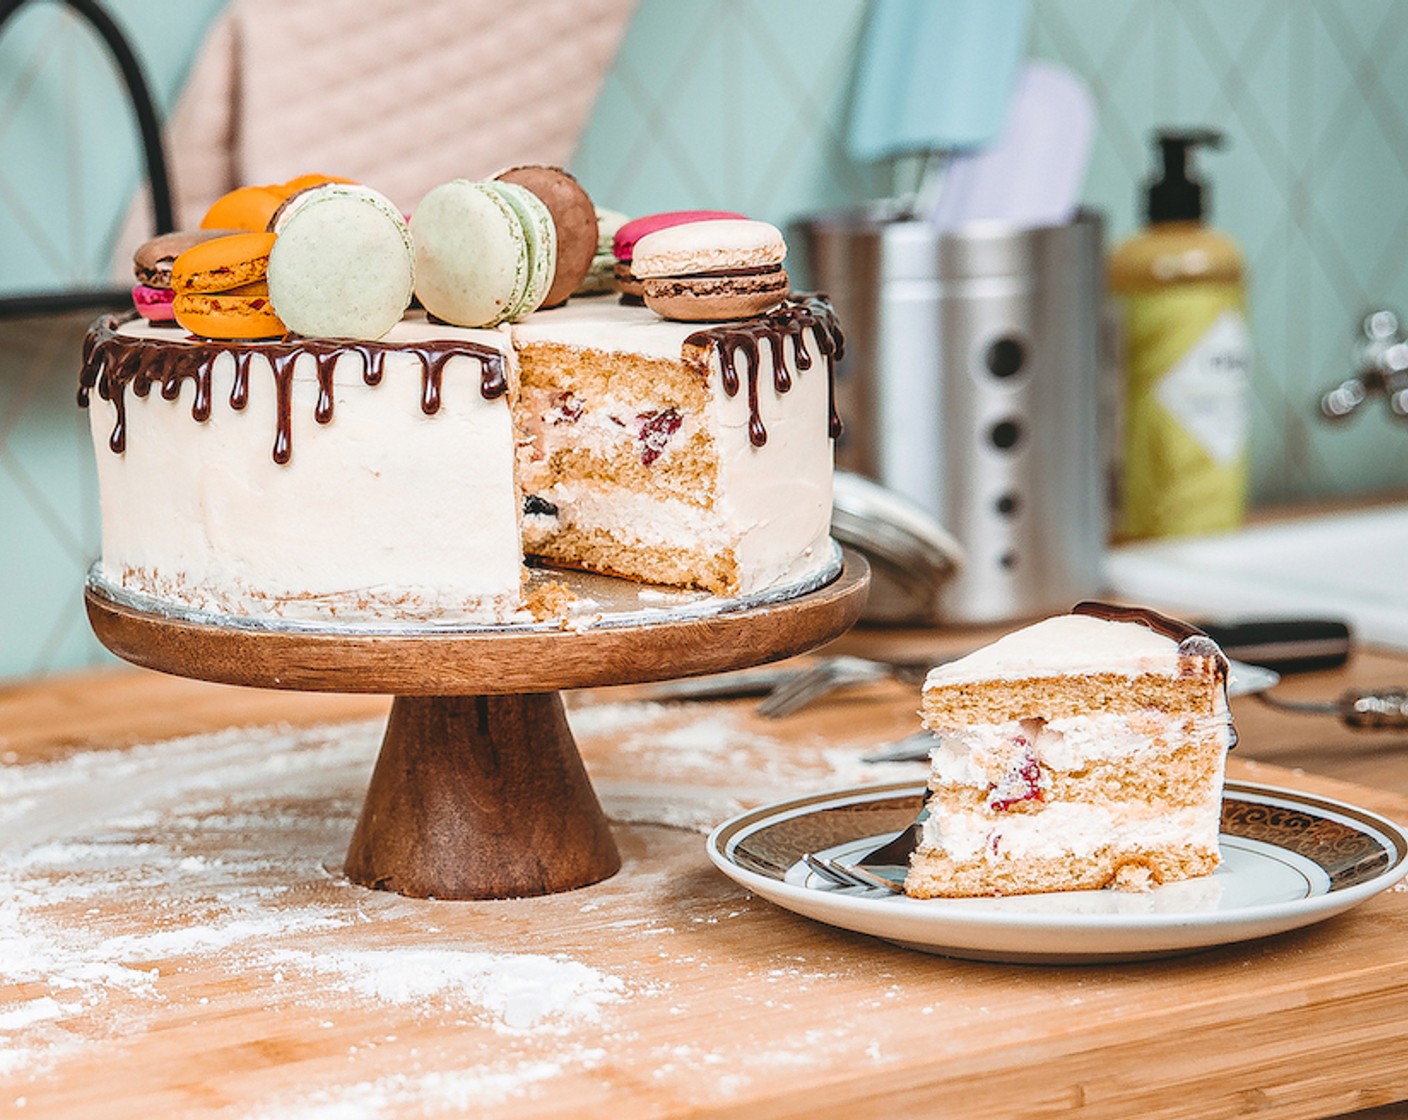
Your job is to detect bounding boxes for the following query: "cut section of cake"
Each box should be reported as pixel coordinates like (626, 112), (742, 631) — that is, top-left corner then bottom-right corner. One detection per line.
(905, 602), (1234, 898)
(511, 294), (842, 597)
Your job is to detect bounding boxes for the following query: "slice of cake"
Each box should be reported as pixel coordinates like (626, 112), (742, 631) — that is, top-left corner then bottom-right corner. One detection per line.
(511, 295), (841, 597)
(905, 602), (1234, 898)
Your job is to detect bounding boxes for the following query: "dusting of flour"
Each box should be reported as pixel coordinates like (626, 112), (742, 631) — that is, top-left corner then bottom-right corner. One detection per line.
(0, 697), (911, 1114)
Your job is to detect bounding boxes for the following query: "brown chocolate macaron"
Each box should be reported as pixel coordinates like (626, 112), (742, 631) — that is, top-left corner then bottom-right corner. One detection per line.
(133, 228), (242, 288)
(632, 219), (789, 322)
(493, 165), (597, 309)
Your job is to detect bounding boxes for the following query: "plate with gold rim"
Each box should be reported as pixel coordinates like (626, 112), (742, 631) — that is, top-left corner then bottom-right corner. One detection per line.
(706, 780), (1408, 963)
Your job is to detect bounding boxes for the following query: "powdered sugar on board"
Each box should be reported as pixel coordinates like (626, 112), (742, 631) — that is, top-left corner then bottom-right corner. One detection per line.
(0, 696), (920, 1115)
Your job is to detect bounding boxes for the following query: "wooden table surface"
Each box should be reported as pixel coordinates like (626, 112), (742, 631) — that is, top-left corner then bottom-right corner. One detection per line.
(3, 626), (1408, 1119)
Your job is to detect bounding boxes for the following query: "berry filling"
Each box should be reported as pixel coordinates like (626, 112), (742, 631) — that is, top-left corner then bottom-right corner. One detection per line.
(986, 736), (1044, 812)
(635, 408), (683, 466)
(549, 391), (584, 425)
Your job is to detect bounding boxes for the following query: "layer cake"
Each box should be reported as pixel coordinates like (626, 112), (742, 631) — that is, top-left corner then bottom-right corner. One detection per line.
(906, 603), (1234, 898)
(79, 297), (840, 623)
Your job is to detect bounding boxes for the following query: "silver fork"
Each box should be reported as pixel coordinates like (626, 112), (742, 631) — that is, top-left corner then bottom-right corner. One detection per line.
(803, 852), (904, 892)
(755, 655), (932, 718)
(802, 808), (928, 894)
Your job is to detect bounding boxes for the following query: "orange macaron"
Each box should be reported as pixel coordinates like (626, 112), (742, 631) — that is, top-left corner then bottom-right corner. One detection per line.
(200, 185), (287, 233)
(201, 174), (355, 232)
(172, 231), (285, 339)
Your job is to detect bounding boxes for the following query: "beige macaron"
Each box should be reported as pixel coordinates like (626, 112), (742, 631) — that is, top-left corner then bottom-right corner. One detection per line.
(632, 219), (789, 322)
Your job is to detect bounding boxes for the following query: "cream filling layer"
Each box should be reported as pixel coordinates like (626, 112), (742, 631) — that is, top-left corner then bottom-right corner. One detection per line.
(919, 800), (1223, 863)
(517, 386), (694, 469)
(522, 480), (832, 596)
(928, 710), (1232, 788)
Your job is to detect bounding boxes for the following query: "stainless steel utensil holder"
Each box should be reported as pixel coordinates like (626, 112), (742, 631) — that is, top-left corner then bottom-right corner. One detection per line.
(800, 208), (1107, 624)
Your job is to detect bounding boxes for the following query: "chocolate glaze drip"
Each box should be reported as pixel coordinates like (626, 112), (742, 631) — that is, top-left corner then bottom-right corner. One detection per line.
(684, 294), (844, 447)
(78, 315), (507, 465)
(1072, 600), (1236, 747)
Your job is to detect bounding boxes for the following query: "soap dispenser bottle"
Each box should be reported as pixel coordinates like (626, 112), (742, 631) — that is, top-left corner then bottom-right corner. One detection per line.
(1110, 128), (1252, 540)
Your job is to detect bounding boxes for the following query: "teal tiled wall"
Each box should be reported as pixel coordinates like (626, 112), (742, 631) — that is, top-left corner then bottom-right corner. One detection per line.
(572, 0), (1408, 508)
(1, 1), (224, 679)
(4, 0), (1408, 679)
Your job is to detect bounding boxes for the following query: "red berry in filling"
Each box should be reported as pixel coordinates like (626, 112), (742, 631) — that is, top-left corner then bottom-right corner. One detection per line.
(635, 408), (683, 466)
(987, 737), (1044, 812)
(551, 391), (584, 425)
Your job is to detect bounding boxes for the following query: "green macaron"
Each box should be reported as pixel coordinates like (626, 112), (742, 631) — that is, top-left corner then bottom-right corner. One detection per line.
(411, 178), (557, 329)
(482, 180), (556, 322)
(266, 183), (414, 341)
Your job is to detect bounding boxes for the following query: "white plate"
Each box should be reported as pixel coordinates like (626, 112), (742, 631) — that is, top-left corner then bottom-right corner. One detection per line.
(707, 780), (1408, 963)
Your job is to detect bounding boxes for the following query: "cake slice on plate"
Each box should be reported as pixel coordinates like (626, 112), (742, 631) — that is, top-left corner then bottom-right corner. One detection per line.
(905, 602), (1234, 899)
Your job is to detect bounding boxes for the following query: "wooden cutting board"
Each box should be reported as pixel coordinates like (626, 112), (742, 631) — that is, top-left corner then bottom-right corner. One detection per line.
(2, 664), (1407, 1119)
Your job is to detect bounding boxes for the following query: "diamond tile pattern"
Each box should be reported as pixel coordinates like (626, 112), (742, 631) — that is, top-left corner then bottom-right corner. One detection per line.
(5, 0), (1408, 678)
(1028, 0), (1408, 502)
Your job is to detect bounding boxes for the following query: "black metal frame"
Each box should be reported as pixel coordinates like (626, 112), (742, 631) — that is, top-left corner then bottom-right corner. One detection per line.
(0, 0), (173, 317)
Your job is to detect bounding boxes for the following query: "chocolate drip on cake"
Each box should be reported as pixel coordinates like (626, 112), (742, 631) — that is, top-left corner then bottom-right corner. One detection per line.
(78, 315), (507, 464)
(684, 295), (845, 447)
(1073, 600), (1236, 746)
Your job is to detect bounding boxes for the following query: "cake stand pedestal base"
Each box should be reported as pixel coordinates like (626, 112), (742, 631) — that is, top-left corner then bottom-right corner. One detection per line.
(345, 693), (620, 899)
(83, 550), (869, 900)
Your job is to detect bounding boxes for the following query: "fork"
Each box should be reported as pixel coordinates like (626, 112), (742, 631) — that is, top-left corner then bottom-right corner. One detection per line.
(802, 805), (929, 893)
(755, 655), (932, 718)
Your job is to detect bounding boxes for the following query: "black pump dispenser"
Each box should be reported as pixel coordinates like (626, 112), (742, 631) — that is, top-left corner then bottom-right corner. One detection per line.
(1145, 128), (1223, 223)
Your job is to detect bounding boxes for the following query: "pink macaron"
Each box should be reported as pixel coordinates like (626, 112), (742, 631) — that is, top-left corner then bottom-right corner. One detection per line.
(612, 210), (745, 299)
(131, 283), (177, 323)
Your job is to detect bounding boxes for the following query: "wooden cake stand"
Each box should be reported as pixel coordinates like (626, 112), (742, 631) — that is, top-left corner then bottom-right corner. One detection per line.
(84, 552), (869, 901)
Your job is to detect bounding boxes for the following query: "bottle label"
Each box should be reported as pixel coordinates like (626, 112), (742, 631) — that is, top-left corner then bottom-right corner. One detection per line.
(1153, 309), (1251, 465)
(1118, 283), (1252, 540)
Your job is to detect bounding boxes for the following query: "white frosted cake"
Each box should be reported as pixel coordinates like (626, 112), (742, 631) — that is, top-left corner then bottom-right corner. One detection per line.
(906, 603), (1234, 898)
(79, 298), (840, 623)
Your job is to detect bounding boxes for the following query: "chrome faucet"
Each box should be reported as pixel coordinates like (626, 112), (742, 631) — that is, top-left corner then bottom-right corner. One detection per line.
(1320, 310), (1408, 420)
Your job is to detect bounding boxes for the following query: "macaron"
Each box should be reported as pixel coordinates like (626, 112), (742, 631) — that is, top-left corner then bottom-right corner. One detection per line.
(632, 219), (790, 322)
(201, 174), (355, 232)
(171, 231), (285, 340)
(131, 284), (177, 324)
(131, 228), (239, 323)
(267, 183), (414, 341)
(483, 180), (556, 320)
(201, 185), (288, 233)
(411, 178), (555, 328)
(611, 210), (745, 300)
(493, 165), (597, 308)
(134, 228), (241, 289)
